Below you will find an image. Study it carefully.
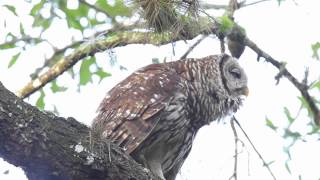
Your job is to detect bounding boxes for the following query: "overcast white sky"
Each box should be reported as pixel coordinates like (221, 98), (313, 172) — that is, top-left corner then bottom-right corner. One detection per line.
(1, 0), (320, 180)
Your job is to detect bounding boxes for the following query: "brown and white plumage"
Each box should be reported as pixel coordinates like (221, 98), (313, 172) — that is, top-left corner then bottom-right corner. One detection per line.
(91, 54), (248, 180)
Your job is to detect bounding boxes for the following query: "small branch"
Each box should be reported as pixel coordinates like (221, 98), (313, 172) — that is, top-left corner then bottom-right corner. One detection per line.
(243, 0), (272, 7)
(245, 37), (320, 125)
(180, 35), (207, 60)
(233, 116), (277, 180)
(201, 0), (271, 10)
(30, 41), (81, 79)
(78, 0), (112, 18)
(200, 3), (228, 10)
(229, 118), (238, 180)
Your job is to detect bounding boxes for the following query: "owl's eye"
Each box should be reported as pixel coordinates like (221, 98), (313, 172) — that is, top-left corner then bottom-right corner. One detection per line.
(229, 67), (241, 79)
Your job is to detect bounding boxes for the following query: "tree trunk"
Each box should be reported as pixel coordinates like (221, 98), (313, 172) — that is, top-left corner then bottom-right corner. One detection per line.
(0, 82), (155, 180)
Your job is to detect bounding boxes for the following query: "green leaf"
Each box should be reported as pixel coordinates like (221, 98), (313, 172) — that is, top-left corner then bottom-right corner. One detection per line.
(36, 90), (45, 110)
(67, 18), (83, 30)
(19, 23), (25, 35)
(311, 42), (320, 60)
(79, 57), (96, 85)
(311, 81), (320, 90)
(0, 42), (15, 49)
(283, 129), (301, 139)
(96, 0), (132, 17)
(50, 80), (67, 93)
(33, 15), (53, 30)
(95, 69), (111, 83)
(283, 107), (295, 124)
(8, 52), (21, 68)
(4, 5), (17, 16)
(30, 0), (46, 16)
(60, 3), (88, 31)
(218, 15), (234, 33)
(265, 117), (278, 131)
(0, 33), (16, 49)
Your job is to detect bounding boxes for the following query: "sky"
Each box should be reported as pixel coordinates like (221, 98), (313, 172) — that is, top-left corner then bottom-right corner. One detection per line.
(1, 0), (320, 180)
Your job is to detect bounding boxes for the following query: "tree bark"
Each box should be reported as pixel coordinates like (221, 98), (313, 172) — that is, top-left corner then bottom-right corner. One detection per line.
(0, 82), (155, 180)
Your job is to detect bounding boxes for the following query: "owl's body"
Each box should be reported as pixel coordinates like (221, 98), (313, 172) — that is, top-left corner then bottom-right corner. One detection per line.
(92, 54), (248, 180)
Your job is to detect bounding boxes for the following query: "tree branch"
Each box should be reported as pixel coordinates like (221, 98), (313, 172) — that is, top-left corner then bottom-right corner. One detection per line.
(245, 37), (320, 125)
(17, 27), (212, 99)
(0, 82), (155, 180)
(180, 35), (207, 60)
(201, 0), (271, 10)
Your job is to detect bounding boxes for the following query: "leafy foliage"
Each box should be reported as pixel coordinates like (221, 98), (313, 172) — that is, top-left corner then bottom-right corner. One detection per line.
(218, 15), (234, 34)
(79, 57), (111, 86)
(3, 5), (17, 16)
(265, 117), (278, 131)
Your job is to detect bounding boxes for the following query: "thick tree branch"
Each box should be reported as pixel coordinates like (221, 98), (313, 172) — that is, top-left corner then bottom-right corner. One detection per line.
(0, 82), (155, 180)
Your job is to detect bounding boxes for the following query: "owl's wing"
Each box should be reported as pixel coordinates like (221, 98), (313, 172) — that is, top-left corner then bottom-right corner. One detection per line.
(92, 63), (183, 153)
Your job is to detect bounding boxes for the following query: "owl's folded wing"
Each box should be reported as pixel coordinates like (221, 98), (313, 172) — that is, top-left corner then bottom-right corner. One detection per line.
(92, 63), (183, 153)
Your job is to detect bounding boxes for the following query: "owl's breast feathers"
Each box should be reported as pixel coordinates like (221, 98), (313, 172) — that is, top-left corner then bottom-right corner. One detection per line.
(92, 63), (185, 153)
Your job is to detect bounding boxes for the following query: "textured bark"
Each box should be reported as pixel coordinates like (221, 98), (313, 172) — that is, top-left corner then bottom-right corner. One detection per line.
(0, 82), (155, 180)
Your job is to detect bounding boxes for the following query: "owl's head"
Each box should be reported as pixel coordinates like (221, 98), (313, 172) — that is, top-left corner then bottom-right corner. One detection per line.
(220, 55), (248, 99)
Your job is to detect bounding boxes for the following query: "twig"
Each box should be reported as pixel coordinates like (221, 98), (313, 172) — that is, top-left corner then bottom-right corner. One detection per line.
(200, 3), (228, 10)
(78, 0), (112, 18)
(201, 0), (271, 10)
(233, 116), (277, 180)
(229, 118), (238, 180)
(180, 35), (207, 60)
(245, 37), (320, 125)
(30, 41), (81, 79)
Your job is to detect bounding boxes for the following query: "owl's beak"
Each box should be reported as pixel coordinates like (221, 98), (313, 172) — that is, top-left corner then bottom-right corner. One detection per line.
(242, 86), (249, 96)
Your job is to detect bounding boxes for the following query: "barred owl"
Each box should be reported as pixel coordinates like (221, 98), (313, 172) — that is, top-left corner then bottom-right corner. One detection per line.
(91, 54), (248, 180)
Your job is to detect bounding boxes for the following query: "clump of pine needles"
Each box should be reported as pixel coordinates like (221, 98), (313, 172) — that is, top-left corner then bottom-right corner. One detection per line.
(135, 0), (205, 37)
